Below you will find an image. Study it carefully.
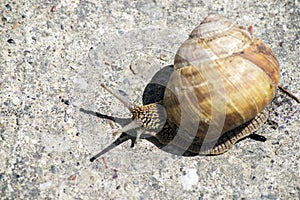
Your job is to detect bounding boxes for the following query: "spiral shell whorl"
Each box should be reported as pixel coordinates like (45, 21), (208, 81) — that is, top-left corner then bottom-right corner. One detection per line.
(175, 15), (253, 69)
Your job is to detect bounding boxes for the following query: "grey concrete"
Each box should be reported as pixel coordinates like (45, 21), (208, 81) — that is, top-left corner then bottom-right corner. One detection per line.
(0, 0), (299, 199)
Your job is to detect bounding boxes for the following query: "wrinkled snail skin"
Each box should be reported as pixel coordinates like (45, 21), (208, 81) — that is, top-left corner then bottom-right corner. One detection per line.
(92, 14), (282, 159)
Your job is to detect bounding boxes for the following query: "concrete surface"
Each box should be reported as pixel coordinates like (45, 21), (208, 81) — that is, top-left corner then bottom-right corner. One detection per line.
(0, 0), (299, 199)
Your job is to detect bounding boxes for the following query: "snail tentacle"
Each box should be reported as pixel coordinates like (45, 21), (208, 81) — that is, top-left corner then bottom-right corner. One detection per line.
(100, 83), (137, 112)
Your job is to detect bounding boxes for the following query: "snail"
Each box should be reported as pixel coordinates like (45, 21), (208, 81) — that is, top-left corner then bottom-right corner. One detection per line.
(88, 14), (299, 162)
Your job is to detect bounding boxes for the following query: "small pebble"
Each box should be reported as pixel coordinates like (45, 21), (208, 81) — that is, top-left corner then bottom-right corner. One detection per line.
(13, 21), (19, 29)
(62, 99), (70, 105)
(39, 181), (52, 190)
(5, 4), (12, 11)
(51, 165), (57, 174)
(179, 168), (199, 190)
(50, 5), (56, 12)
(7, 39), (15, 44)
(133, 179), (139, 185)
(12, 97), (20, 105)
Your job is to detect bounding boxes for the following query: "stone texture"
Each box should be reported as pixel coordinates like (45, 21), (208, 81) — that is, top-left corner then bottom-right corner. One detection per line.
(0, 0), (299, 199)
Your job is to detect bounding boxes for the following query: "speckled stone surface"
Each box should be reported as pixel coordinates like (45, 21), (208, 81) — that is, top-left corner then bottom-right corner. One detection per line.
(0, 0), (299, 199)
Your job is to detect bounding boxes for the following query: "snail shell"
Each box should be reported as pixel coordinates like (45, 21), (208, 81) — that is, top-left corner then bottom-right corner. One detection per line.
(90, 15), (280, 160)
(163, 14), (279, 147)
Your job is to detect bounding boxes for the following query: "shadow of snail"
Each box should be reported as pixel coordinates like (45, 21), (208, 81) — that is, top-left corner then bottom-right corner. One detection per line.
(80, 15), (299, 162)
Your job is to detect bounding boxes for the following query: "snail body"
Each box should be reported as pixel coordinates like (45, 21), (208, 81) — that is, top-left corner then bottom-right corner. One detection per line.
(90, 15), (280, 161)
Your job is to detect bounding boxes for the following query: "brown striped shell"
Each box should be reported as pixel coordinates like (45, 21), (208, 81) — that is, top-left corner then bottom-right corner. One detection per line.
(163, 14), (280, 144)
